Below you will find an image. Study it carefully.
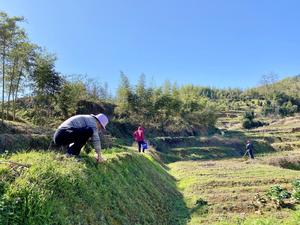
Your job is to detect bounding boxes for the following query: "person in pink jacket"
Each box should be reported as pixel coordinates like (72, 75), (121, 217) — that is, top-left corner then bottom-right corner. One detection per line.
(133, 126), (146, 153)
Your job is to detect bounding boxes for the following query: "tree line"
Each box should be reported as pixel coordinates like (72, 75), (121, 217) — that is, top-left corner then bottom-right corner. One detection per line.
(0, 12), (218, 136)
(1, 11), (300, 136)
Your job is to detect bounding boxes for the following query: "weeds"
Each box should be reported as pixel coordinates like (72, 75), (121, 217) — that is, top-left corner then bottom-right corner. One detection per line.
(266, 185), (291, 208)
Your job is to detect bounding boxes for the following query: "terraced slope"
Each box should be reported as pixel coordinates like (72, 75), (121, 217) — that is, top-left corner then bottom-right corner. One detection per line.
(153, 114), (300, 224)
(169, 158), (300, 224)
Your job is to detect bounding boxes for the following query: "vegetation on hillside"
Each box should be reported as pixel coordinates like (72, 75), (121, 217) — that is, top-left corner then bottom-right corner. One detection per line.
(2, 10), (300, 138)
(0, 150), (189, 225)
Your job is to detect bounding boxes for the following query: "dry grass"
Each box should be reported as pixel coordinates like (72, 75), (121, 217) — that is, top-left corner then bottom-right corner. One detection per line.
(169, 157), (300, 224)
(164, 114), (300, 224)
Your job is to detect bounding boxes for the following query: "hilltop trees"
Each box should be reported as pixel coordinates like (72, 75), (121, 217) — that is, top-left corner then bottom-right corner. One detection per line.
(4, 10), (300, 136)
(0, 12), (25, 123)
(57, 80), (88, 119)
(29, 52), (63, 123)
(6, 42), (36, 121)
(114, 73), (218, 135)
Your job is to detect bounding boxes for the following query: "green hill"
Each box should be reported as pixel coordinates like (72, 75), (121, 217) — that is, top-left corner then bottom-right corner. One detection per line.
(0, 149), (189, 225)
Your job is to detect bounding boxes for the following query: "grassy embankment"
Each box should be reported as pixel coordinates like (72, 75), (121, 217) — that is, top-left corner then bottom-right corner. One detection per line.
(0, 148), (189, 225)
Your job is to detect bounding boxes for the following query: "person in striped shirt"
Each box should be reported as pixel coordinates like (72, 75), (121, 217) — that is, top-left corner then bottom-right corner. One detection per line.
(53, 113), (109, 163)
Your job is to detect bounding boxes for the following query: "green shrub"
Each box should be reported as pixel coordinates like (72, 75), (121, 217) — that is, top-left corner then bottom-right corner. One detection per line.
(292, 180), (300, 201)
(242, 119), (252, 129)
(242, 119), (266, 129)
(266, 185), (291, 207)
(244, 110), (255, 121)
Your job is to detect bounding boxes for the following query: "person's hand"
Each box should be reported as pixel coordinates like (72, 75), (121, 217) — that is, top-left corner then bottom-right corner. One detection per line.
(95, 153), (106, 163)
(97, 157), (106, 163)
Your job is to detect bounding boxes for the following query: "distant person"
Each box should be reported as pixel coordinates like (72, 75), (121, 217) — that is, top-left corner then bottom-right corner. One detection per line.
(133, 126), (146, 153)
(53, 113), (109, 163)
(245, 140), (255, 159)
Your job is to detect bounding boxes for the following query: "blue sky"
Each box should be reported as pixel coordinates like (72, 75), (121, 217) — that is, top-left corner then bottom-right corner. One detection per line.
(1, 0), (300, 92)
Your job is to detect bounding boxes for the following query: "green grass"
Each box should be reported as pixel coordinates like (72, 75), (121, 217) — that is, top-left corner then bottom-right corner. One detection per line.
(0, 149), (189, 225)
(159, 114), (300, 224)
(168, 157), (300, 224)
(2, 112), (300, 224)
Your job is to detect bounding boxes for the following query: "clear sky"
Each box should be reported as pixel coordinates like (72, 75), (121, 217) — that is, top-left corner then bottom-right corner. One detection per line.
(1, 0), (300, 92)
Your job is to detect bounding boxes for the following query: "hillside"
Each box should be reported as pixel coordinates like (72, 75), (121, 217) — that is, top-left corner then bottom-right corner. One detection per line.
(158, 113), (300, 224)
(0, 149), (189, 225)
(2, 112), (300, 224)
(0, 120), (53, 152)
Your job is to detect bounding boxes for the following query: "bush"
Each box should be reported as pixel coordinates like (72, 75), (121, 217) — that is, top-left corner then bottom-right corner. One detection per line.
(242, 119), (252, 129)
(244, 110), (254, 121)
(266, 185), (291, 207)
(292, 180), (300, 201)
(279, 101), (298, 117)
(242, 119), (266, 129)
(242, 110), (267, 129)
(261, 104), (274, 116)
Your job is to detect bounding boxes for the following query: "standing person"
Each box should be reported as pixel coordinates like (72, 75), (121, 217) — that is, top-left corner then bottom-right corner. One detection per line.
(245, 140), (255, 159)
(53, 113), (109, 163)
(133, 126), (145, 153)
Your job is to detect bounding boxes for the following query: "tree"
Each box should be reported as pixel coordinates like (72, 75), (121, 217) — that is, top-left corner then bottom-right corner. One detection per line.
(260, 72), (278, 87)
(153, 94), (181, 131)
(115, 71), (133, 118)
(0, 12), (24, 123)
(136, 73), (146, 100)
(84, 78), (111, 101)
(6, 41), (36, 120)
(259, 72), (278, 98)
(178, 85), (206, 114)
(58, 81), (87, 119)
(162, 80), (171, 95)
(30, 52), (63, 122)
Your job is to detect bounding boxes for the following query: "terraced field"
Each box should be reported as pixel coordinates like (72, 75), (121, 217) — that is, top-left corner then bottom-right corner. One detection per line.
(169, 158), (300, 224)
(159, 113), (300, 224)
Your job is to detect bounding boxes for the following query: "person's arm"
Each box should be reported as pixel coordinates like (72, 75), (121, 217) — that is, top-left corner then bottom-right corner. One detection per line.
(142, 130), (145, 141)
(91, 128), (105, 163)
(246, 144), (249, 150)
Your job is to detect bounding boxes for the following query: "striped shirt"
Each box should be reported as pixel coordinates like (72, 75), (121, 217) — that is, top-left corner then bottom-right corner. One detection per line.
(58, 115), (101, 152)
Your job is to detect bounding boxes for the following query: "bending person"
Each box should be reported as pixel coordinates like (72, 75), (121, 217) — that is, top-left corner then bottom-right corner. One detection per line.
(53, 113), (109, 163)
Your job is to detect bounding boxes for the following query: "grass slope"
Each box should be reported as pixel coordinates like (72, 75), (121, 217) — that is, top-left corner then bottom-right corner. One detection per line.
(0, 149), (189, 225)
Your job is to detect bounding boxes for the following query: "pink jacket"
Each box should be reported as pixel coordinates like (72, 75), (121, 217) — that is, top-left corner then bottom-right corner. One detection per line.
(133, 127), (144, 142)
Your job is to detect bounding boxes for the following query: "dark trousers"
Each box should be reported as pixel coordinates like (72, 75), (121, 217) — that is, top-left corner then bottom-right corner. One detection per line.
(53, 127), (93, 155)
(138, 141), (145, 152)
(247, 149), (254, 159)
